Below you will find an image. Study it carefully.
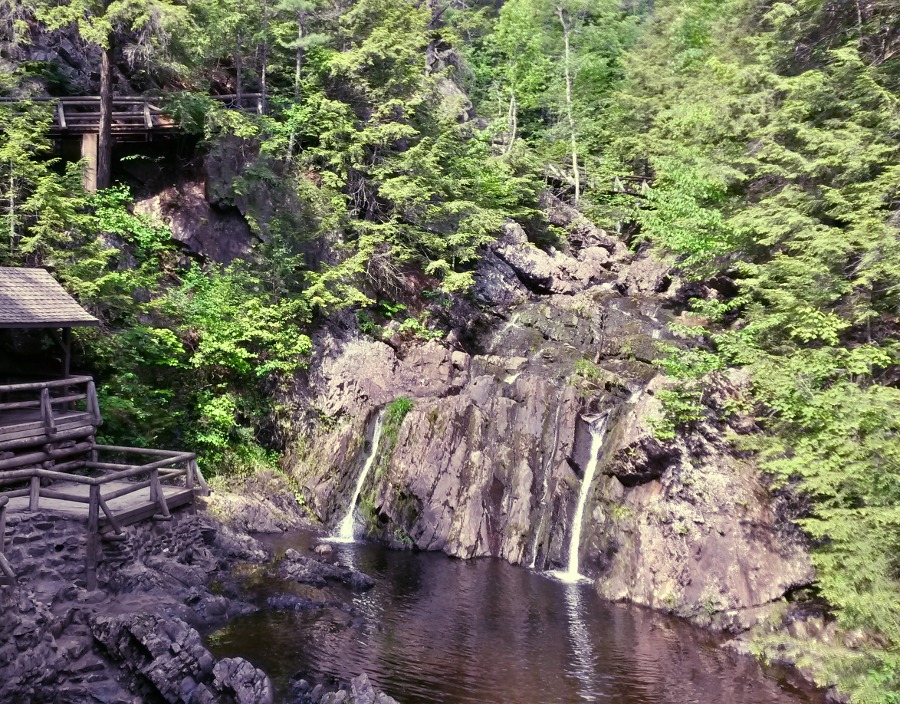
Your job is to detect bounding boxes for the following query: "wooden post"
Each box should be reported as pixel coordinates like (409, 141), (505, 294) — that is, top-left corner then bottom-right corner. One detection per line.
(86, 484), (99, 590)
(143, 102), (153, 129)
(29, 475), (40, 511)
(150, 468), (171, 520)
(40, 387), (57, 434)
(0, 496), (13, 585)
(56, 101), (67, 129)
(0, 496), (7, 553)
(149, 468), (158, 504)
(87, 381), (102, 426)
(80, 133), (99, 194)
(61, 327), (72, 380)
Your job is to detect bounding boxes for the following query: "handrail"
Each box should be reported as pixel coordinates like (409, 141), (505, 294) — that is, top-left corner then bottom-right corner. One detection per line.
(0, 94), (262, 104)
(0, 376), (92, 394)
(0, 376), (101, 439)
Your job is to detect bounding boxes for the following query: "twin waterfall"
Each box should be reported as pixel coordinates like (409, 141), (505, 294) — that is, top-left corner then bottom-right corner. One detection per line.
(551, 415), (609, 583)
(332, 411), (385, 543)
(331, 408), (609, 575)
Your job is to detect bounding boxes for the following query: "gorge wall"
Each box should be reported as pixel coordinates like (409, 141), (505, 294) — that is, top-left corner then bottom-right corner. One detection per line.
(281, 197), (813, 630)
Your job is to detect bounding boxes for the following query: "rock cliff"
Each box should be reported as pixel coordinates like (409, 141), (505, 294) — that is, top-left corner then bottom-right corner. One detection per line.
(283, 197), (813, 630)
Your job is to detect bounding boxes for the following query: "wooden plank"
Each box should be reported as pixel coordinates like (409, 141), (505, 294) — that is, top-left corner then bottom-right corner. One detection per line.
(40, 489), (90, 504)
(0, 441), (92, 473)
(0, 394), (86, 411)
(0, 413), (93, 439)
(29, 476), (40, 511)
(86, 485), (99, 590)
(101, 479), (152, 501)
(104, 489), (194, 527)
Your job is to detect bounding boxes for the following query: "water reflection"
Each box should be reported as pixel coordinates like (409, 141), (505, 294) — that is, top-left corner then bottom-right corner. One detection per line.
(207, 532), (822, 704)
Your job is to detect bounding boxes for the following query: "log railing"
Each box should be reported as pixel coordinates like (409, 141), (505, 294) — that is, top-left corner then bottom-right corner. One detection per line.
(0, 445), (208, 589)
(0, 496), (14, 585)
(0, 94), (265, 134)
(0, 376), (101, 456)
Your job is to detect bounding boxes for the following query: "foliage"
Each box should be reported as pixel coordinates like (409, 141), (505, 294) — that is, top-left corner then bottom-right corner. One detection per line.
(382, 396), (412, 447)
(593, 0), (900, 698)
(6, 0), (900, 698)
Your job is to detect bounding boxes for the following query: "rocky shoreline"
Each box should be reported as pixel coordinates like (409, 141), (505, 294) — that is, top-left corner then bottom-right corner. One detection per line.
(0, 505), (392, 704)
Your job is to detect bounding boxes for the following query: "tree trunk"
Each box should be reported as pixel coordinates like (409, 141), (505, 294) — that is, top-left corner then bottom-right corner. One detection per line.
(236, 0), (244, 100)
(97, 41), (113, 190)
(557, 6), (580, 202)
(505, 92), (517, 154)
(294, 16), (305, 99)
(287, 15), (305, 160)
(259, 0), (269, 114)
(8, 167), (15, 257)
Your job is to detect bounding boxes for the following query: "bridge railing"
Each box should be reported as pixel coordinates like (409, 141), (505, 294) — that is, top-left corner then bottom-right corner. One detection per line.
(0, 93), (264, 133)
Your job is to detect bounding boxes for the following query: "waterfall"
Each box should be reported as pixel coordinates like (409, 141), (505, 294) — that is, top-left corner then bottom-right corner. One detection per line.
(551, 415), (609, 582)
(332, 411), (385, 543)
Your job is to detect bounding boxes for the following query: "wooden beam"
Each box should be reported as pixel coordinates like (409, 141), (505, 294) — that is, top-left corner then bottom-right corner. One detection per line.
(29, 476), (40, 511)
(62, 326), (72, 379)
(85, 485), (99, 590)
(0, 376), (92, 393)
(81, 133), (98, 194)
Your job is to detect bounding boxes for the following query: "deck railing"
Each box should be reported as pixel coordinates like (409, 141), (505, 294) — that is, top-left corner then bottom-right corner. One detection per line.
(0, 94), (265, 134)
(0, 376), (101, 456)
(0, 445), (208, 589)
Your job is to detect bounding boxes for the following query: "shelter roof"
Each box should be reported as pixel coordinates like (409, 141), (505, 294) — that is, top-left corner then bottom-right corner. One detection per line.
(0, 267), (98, 328)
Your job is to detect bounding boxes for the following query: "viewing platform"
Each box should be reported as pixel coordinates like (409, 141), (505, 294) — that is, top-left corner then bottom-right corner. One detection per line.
(0, 93), (264, 136)
(0, 267), (206, 590)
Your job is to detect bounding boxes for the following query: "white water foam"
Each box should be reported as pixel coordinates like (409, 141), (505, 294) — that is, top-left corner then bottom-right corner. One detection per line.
(329, 411), (385, 543)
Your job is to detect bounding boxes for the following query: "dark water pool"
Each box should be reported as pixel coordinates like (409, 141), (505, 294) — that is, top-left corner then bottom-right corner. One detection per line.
(206, 531), (821, 704)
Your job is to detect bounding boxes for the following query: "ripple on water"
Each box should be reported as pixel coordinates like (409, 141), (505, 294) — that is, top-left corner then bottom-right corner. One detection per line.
(206, 532), (824, 704)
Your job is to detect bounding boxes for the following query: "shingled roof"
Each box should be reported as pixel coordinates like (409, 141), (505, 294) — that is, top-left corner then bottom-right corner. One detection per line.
(0, 267), (98, 328)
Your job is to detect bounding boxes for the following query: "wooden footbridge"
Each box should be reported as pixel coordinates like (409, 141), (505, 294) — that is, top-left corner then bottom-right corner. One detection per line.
(0, 93), (262, 191)
(0, 267), (207, 590)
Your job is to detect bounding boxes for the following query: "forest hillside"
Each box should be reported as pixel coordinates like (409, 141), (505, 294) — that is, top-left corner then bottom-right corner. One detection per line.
(1, 0), (898, 700)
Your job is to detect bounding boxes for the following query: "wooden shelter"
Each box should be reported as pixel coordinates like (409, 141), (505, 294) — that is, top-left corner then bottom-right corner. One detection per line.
(0, 267), (206, 589)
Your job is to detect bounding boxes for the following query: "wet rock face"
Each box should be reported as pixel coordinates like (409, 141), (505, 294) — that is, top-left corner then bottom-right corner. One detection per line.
(285, 199), (812, 630)
(134, 180), (256, 264)
(91, 613), (273, 704)
(0, 510), (270, 703)
(294, 673), (399, 704)
(279, 548), (375, 592)
(581, 377), (814, 629)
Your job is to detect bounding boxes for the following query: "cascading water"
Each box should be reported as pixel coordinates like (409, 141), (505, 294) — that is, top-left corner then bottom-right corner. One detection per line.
(550, 415), (609, 583)
(331, 411), (385, 543)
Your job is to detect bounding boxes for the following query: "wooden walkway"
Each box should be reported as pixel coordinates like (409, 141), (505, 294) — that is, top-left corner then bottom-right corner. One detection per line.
(5, 480), (195, 530)
(0, 376), (207, 589)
